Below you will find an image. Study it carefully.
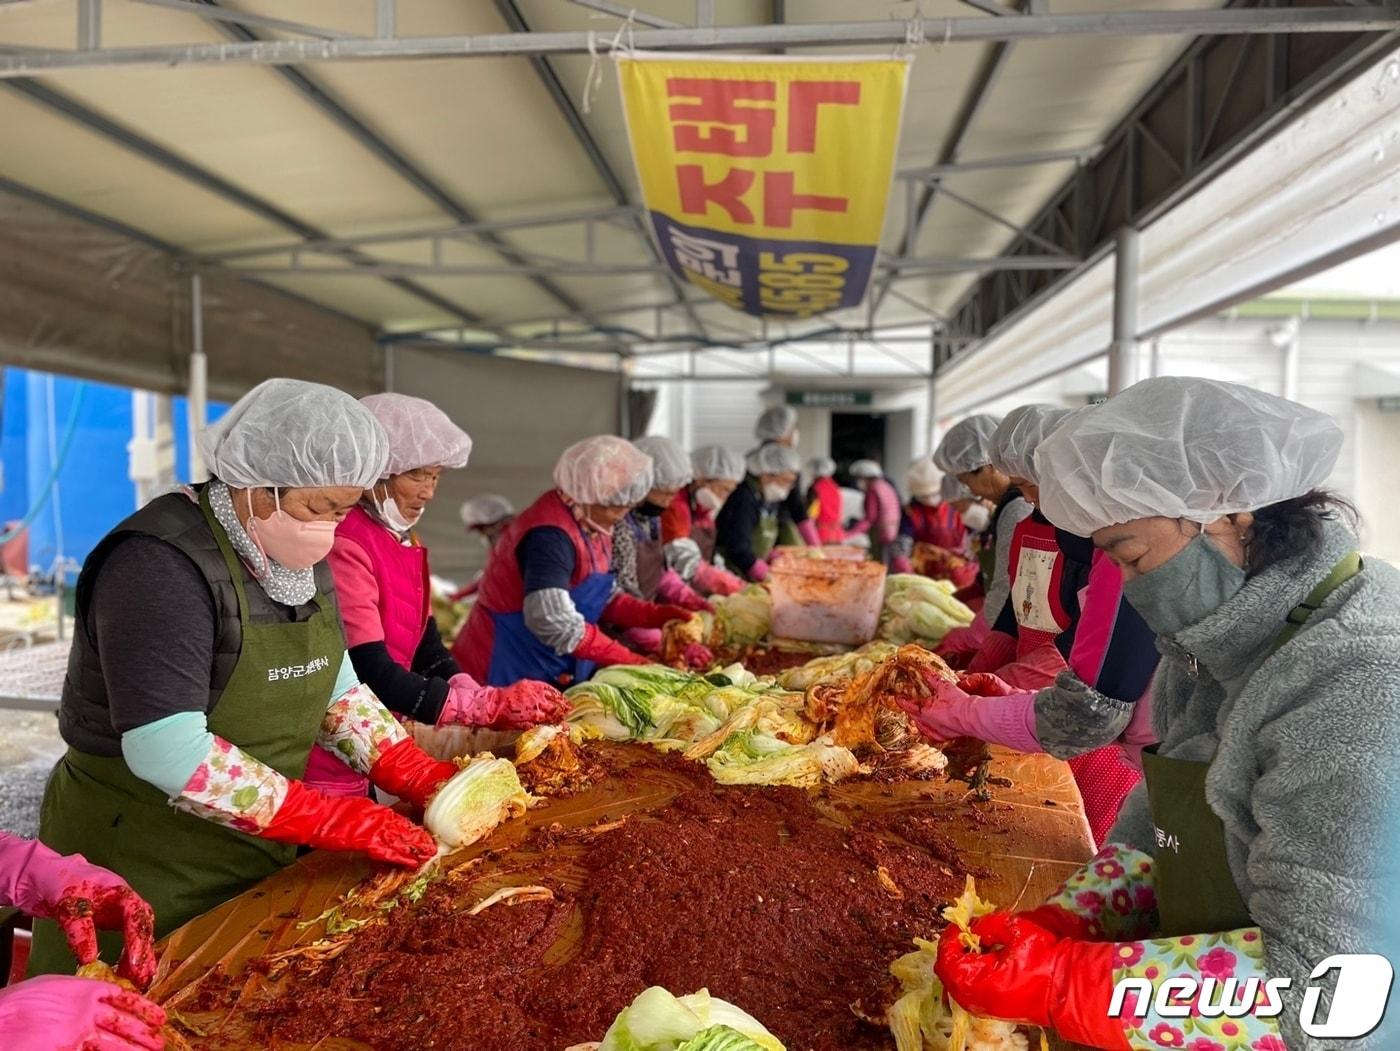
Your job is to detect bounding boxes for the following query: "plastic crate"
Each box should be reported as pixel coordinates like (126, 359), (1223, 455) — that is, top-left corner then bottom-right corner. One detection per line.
(769, 558), (887, 645)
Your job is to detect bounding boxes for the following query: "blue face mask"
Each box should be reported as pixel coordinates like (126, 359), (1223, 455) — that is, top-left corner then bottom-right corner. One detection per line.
(1121, 532), (1246, 637)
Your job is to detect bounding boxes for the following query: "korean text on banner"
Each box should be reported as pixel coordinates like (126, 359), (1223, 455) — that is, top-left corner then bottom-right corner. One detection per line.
(618, 52), (912, 320)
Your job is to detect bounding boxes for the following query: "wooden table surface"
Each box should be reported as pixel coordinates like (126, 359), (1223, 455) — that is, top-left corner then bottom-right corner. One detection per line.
(150, 743), (1095, 1050)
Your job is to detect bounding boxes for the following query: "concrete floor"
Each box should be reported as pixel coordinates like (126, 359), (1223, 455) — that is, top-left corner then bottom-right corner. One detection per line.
(0, 709), (63, 838)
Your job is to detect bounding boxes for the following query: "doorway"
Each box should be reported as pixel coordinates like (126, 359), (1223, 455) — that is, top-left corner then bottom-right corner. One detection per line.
(829, 412), (887, 485)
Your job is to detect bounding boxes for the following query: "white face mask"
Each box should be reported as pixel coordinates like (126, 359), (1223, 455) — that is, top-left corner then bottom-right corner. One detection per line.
(694, 486), (724, 513)
(962, 504), (991, 531)
(762, 482), (792, 503)
(915, 494), (940, 507)
(373, 489), (419, 535)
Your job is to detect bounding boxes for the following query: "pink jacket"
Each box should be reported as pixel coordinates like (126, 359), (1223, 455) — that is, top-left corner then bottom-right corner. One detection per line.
(848, 477), (901, 545)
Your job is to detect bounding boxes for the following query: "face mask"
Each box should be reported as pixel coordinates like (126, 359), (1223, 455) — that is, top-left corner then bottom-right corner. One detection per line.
(1121, 531), (1246, 637)
(246, 490), (338, 571)
(372, 489), (418, 535)
(636, 500), (667, 519)
(915, 494), (940, 507)
(762, 483), (792, 503)
(694, 487), (724, 513)
(962, 504), (991, 531)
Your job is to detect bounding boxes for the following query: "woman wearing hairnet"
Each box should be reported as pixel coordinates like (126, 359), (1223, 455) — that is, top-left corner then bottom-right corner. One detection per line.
(932, 415), (1035, 662)
(453, 436), (693, 686)
(610, 436), (713, 660)
(894, 460), (978, 590)
(752, 405), (822, 547)
(717, 443), (803, 581)
(934, 378), (1400, 1051)
(844, 459), (906, 569)
(904, 404), (1159, 845)
(661, 445), (746, 598)
(804, 457), (844, 544)
(30, 380), (473, 978)
(450, 494), (517, 602)
(311, 394), (568, 798)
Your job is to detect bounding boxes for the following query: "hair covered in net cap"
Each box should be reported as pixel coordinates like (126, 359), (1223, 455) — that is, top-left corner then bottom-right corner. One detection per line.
(906, 458), (941, 497)
(934, 414), (1001, 475)
(633, 435), (693, 489)
(940, 474), (973, 502)
(460, 494), (515, 528)
(809, 457), (836, 478)
(754, 404), (798, 441)
(360, 392), (472, 478)
(850, 459), (882, 479)
(200, 378), (389, 489)
(691, 445), (745, 483)
(1035, 376), (1344, 537)
(554, 435), (654, 506)
(991, 404), (1074, 484)
(747, 443), (802, 476)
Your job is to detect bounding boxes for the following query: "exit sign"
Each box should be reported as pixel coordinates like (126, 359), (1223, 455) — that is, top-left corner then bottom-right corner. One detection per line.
(786, 390), (873, 408)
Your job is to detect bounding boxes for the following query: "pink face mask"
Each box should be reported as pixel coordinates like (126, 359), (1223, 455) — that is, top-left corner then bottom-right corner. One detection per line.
(245, 490), (338, 571)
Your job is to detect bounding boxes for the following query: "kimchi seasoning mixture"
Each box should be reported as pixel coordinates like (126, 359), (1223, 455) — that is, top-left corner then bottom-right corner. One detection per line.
(239, 751), (974, 1051)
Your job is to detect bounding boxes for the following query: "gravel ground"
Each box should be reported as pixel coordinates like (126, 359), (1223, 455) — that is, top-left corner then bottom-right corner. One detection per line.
(0, 709), (64, 838)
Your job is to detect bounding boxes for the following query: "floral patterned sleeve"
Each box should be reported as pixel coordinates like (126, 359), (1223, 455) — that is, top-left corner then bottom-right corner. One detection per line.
(172, 736), (291, 835)
(315, 681), (410, 775)
(1042, 842), (1160, 941)
(1111, 928), (1285, 1051)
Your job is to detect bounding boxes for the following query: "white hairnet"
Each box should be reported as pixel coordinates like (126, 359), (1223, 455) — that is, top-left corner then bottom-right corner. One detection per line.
(991, 404), (1075, 484)
(460, 494), (515, 528)
(747, 444), (802, 476)
(633, 435), (693, 490)
(691, 445), (746, 482)
(850, 459), (882, 480)
(201, 378), (389, 489)
(906, 458), (941, 498)
(754, 404), (798, 441)
(809, 456), (836, 478)
(359, 392), (472, 478)
(554, 436), (654, 506)
(934, 415), (1002, 475)
(1035, 377), (1344, 537)
(940, 474), (973, 502)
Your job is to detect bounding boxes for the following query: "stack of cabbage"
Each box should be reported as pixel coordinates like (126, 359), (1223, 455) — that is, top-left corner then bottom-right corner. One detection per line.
(879, 575), (976, 645)
(577, 987), (784, 1051)
(564, 664), (859, 789)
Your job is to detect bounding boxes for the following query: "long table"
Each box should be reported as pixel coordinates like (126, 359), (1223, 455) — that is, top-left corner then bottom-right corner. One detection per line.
(150, 743), (1095, 1050)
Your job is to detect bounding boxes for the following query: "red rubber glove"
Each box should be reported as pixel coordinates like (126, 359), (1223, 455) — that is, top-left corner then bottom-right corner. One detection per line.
(958, 672), (1019, 697)
(262, 780), (437, 868)
(574, 623), (648, 667)
(682, 643), (715, 670)
(1020, 902), (1103, 940)
(965, 628), (1018, 674)
(935, 913), (1129, 1050)
(368, 736), (459, 809)
(891, 555), (914, 574)
(603, 592), (692, 630)
(0, 835), (157, 989)
(0, 975), (167, 1051)
(437, 674), (572, 731)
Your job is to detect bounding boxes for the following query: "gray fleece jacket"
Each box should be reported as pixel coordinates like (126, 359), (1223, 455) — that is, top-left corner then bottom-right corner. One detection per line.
(1110, 520), (1400, 1050)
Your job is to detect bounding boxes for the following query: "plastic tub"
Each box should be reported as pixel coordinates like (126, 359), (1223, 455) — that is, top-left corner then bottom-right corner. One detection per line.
(769, 558), (887, 645)
(770, 545), (867, 563)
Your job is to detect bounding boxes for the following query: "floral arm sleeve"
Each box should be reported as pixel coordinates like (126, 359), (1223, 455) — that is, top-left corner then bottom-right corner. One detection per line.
(315, 679), (410, 775)
(1035, 843), (1160, 941)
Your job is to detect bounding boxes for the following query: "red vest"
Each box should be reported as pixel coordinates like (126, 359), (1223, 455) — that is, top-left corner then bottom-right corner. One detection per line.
(905, 501), (967, 551)
(452, 490), (610, 679)
(333, 505), (430, 668)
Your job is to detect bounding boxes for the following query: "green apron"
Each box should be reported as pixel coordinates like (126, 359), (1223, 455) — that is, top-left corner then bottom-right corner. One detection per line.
(29, 491), (342, 975)
(750, 482), (781, 562)
(1143, 551), (1362, 937)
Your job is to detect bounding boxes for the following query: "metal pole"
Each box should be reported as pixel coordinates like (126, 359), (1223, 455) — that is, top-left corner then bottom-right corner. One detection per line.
(384, 341), (396, 392)
(618, 357), (632, 438)
(188, 273), (209, 482)
(926, 327), (938, 457)
(1108, 226), (1139, 396)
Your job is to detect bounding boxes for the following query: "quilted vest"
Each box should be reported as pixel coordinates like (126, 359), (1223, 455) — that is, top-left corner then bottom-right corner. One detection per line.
(332, 505), (429, 668)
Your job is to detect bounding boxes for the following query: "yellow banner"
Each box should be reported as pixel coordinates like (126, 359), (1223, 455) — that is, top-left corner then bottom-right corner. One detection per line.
(618, 52), (911, 319)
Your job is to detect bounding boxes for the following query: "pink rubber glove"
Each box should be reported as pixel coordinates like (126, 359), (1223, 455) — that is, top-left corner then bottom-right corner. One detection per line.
(656, 569), (713, 613)
(935, 613), (990, 659)
(748, 559), (770, 583)
(0, 834), (157, 989)
(958, 672), (1019, 697)
(897, 682), (1041, 751)
(891, 555), (913, 574)
(693, 562), (743, 597)
(621, 627), (663, 655)
(965, 628), (1018, 674)
(797, 520), (821, 546)
(0, 975), (167, 1051)
(437, 673), (572, 731)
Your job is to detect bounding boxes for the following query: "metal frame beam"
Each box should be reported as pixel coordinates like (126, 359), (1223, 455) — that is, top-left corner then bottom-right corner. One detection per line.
(0, 8), (1394, 76)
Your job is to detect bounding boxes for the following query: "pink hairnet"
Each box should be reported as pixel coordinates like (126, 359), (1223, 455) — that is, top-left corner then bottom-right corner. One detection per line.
(360, 393), (472, 478)
(554, 436), (654, 506)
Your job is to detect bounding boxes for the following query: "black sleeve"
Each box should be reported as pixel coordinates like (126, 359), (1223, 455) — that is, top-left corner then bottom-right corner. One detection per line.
(782, 482), (809, 525)
(347, 635), (451, 723)
(412, 616), (460, 680)
(716, 486), (761, 573)
(90, 536), (218, 733)
(992, 579), (1020, 637)
(516, 526), (578, 593)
